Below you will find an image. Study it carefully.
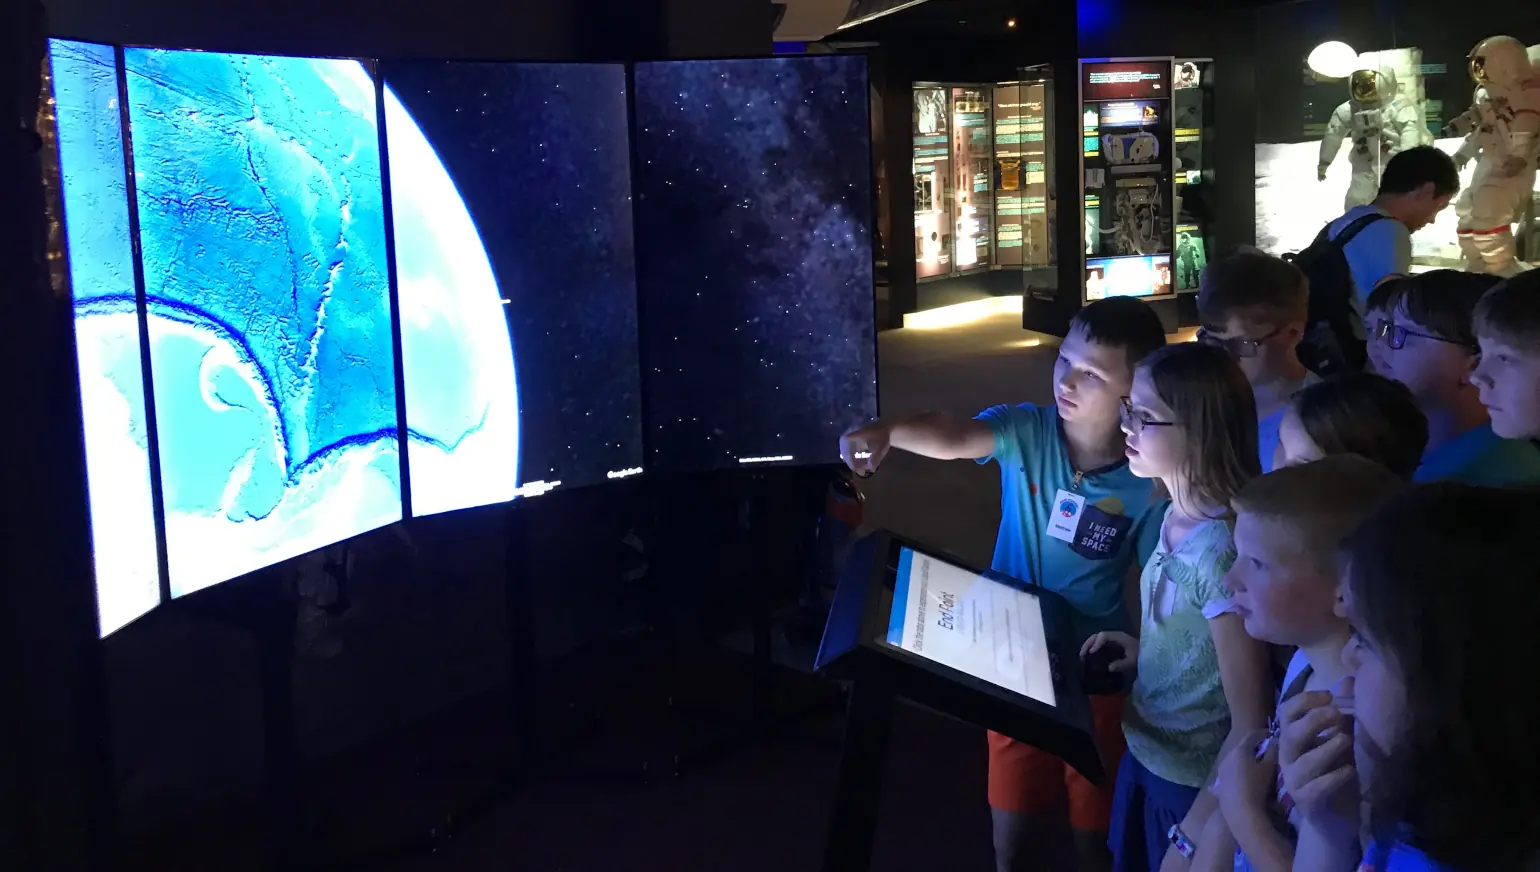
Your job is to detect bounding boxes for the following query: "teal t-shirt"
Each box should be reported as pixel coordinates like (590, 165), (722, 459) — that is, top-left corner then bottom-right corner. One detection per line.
(1413, 423), (1540, 485)
(976, 403), (1167, 643)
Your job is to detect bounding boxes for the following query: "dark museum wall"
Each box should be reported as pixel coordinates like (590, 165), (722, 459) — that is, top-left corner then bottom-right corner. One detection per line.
(11, 1), (767, 867)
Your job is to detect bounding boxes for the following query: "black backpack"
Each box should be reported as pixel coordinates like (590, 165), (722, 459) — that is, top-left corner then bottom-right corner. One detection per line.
(1284, 213), (1389, 378)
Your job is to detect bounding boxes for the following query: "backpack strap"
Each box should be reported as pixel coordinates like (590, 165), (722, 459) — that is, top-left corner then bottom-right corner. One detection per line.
(1329, 212), (1392, 249)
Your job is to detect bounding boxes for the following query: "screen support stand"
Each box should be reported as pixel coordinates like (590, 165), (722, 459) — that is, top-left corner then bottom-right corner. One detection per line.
(180, 566), (306, 872)
(820, 676), (895, 872)
(665, 469), (842, 777)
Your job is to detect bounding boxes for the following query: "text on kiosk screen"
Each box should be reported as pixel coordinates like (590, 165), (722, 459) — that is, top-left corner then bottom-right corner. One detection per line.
(885, 548), (1057, 707)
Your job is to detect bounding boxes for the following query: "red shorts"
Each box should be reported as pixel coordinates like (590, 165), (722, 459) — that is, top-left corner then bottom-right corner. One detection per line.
(987, 692), (1128, 832)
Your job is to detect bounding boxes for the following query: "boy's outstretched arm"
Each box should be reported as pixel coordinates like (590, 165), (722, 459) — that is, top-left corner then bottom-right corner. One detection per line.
(840, 413), (995, 474)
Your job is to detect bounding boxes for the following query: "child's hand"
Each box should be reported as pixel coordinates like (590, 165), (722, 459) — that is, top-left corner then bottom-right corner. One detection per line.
(1277, 691), (1359, 833)
(839, 422), (890, 476)
(1080, 631), (1138, 671)
(1214, 728), (1277, 826)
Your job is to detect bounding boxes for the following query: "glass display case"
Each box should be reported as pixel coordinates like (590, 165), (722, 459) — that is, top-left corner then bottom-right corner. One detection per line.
(1079, 58), (1176, 301)
(1250, 2), (1540, 276)
(910, 69), (1058, 306)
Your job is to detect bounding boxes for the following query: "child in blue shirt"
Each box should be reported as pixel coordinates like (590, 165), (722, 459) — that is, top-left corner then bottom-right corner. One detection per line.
(1362, 271), (1540, 485)
(840, 297), (1170, 872)
(1470, 270), (1540, 441)
(1194, 250), (1319, 473)
(1281, 484), (1540, 872)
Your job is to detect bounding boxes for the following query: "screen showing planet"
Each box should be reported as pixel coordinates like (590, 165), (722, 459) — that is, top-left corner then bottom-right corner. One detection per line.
(384, 61), (643, 515)
(632, 56), (878, 473)
(47, 39), (163, 636)
(123, 49), (403, 597)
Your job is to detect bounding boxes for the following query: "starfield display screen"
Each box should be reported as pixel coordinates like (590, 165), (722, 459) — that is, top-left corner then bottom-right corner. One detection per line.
(123, 49), (403, 597)
(48, 39), (163, 635)
(383, 61), (644, 515)
(632, 56), (878, 472)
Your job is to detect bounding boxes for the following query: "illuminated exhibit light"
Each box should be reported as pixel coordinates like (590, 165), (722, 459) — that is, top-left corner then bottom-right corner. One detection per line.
(739, 455), (795, 465)
(902, 294), (1024, 330)
(1308, 42), (1360, 79)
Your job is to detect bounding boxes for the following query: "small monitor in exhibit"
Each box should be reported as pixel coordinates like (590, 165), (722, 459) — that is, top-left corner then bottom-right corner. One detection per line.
(383, 60), (645, 515)
(123, 48), (404, 597)
(632, 55), (878, 474)
(817, 532), (1105, 783)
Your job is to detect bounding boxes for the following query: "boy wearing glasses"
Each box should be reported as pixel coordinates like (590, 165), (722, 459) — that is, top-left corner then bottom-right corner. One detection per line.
(1472, 271), (1540, 440)
(839, 297), (1170, 872)
(1364, 270), (1540, 484)
(1195, 251), (1317, 472)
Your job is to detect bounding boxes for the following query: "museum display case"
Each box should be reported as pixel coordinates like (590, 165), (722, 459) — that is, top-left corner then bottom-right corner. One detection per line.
(911, 68), (1057, 293)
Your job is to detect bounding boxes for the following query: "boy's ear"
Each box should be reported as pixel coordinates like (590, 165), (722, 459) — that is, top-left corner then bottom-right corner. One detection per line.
(1332, 586), (1348, 619)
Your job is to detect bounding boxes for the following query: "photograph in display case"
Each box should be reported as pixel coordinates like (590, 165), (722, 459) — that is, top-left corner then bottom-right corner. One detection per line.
(1173, 58), (1215, 292)
(1256, 36), (1539, 277)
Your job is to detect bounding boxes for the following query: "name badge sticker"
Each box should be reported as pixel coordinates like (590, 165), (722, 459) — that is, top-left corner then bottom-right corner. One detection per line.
(1046, 490), (1086, 542)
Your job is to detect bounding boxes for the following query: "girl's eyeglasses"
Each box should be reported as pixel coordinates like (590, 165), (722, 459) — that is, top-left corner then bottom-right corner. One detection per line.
(1120, 396), (1177, 435)
(1195, 325), (1282, 359)
(1370, 318), (1475, 352)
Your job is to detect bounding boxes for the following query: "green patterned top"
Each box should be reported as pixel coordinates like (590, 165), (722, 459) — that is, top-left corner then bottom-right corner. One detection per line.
(1122, 511), (1237, 788)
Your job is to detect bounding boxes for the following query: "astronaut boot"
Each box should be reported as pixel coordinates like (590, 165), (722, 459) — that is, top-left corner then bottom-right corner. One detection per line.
(1458, 227), (1523, 276)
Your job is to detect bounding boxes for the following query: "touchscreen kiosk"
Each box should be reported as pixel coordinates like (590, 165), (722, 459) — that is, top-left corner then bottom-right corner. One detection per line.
(817, 531), (1104, 783)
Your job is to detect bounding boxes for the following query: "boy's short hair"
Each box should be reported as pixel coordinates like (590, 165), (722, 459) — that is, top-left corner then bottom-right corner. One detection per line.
(1196, 250), (1309, 329)
(1377, 145), (1460, 199)
(1070, 296), (1167, 369)
(1232, 454), (1404, 571)
(1474, 270), (1540, 350)
(1364, 270), (1500, 347)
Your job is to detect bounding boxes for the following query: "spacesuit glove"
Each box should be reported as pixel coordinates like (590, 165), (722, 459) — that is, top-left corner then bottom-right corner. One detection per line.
(1453, 151), (1473, 172)
(1317, 164), (1330, 182)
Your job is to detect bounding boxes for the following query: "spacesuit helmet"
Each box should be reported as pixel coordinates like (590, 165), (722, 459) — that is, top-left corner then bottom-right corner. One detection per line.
(1350, 67), (1396, 104)
(1468, 36), (1532, 88)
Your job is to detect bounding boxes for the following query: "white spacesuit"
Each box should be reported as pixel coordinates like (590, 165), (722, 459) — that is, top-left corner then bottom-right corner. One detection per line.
(1319, 68), (1425, 209)
(1451, 36), (1540, 276)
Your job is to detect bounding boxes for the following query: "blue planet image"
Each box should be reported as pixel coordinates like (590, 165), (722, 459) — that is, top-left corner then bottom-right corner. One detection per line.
(121, 49), (507, 596)
(48, 39), (163, 635)
(383, 84), (518, 517)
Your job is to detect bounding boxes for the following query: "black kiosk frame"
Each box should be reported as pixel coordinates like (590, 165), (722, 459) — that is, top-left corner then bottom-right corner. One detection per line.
(815, 531), (1105, 872)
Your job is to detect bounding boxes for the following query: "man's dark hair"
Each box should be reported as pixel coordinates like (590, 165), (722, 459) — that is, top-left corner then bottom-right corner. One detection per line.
(1377, 145), (1460, 198)
(1364, 270), (1500, 347)
(1070, 296), (1167, 368)
(1341, 483), (1540, 871)
(1474, 270), (1540, 350)
(1196, 249), (1309, 329)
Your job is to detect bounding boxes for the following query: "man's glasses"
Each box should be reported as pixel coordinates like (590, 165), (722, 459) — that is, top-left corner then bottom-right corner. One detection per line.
(1195, 325), (1283, 359)
(1370, 318), (1475, 352)
(1120, 396), (1177, 435)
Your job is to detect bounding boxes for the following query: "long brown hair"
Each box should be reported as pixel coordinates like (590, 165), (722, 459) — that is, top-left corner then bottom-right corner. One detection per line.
(1140, 343), (1260, 520)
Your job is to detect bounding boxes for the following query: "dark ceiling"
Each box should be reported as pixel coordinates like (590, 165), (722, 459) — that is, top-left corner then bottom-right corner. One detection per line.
(836, 0), (1288, 41)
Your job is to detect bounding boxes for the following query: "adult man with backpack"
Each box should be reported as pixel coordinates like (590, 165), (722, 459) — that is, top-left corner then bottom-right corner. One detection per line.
(1287, 145), (1461, 376)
